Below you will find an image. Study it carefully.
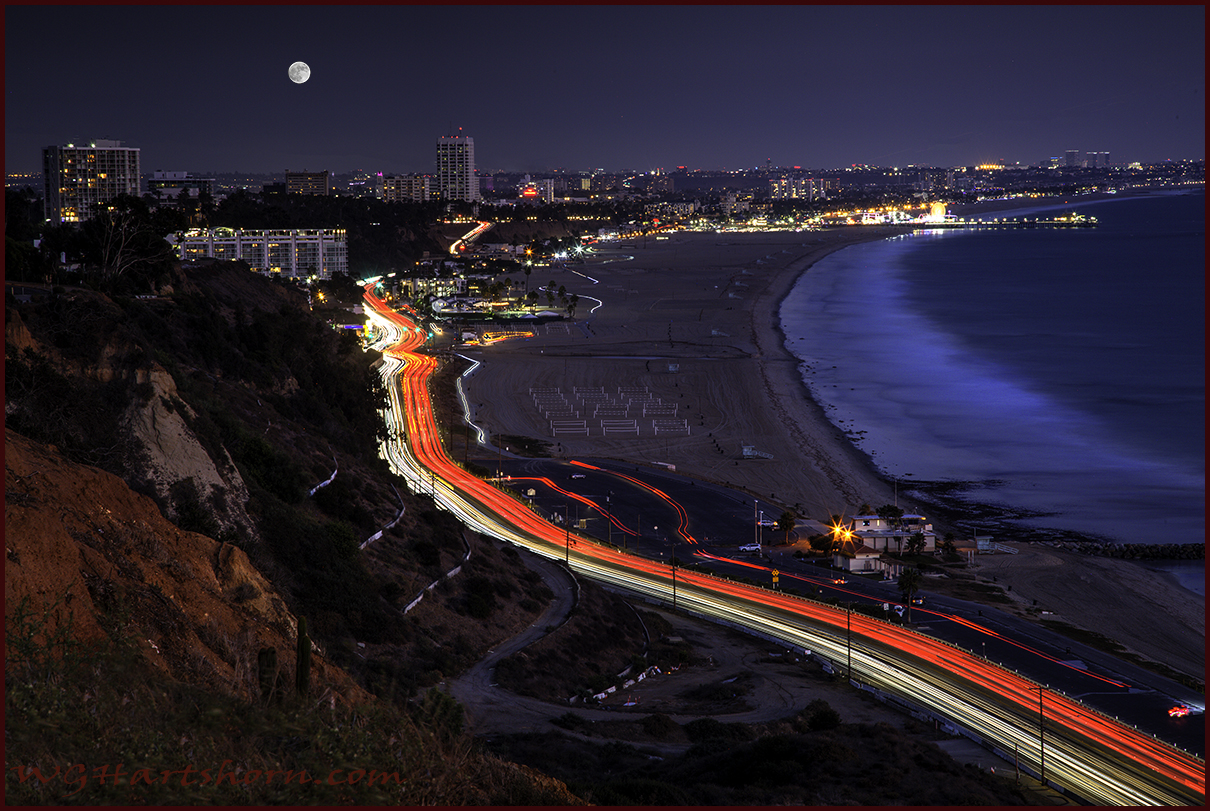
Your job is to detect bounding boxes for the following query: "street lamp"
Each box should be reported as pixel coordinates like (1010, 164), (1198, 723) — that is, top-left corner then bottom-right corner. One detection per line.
(754, 499), (759, 548)
(668, 536), (677, 610)
(561, 504), (570, 564)
(846, 602), (852, 679)
(606, 490), (614, 548)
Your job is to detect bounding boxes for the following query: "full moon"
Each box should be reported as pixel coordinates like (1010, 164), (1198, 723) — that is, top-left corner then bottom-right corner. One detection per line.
(288, 61), (310, 84)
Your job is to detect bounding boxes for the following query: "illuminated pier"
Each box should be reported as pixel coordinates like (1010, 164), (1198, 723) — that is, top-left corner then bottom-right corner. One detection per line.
(834, 212), (1098, 229)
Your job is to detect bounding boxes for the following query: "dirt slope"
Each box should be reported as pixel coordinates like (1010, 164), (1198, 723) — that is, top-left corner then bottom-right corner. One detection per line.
(5, 427), (368, 707)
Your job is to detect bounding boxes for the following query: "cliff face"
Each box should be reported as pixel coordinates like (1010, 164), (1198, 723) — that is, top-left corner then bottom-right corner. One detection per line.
(122, 359), (259, 541)
(4, 427), (367, 707)
(6, 295), (258, 544)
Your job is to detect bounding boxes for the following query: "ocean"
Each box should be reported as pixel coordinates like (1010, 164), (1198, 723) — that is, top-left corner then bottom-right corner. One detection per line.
(781, 191), (1205, 553)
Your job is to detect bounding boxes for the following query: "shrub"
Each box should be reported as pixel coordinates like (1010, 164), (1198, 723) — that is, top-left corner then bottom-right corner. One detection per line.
(806, 698), (842, 730)
(640, 712), (680, 739)
(411, 540), (441, 567)
(683, 717), (753, 743)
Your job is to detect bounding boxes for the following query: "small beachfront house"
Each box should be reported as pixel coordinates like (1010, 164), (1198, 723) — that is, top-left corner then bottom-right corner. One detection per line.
(846, 514), (937, 553)
(832, 543), (884, 573)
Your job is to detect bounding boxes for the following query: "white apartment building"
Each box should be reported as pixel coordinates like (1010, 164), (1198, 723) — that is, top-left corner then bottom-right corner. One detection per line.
(42, 139), (141, 223)
(436, 135), (479, 202)
(166, 227), (347, 280)
(378, 173), (430, 202)
(845, 514), (937, 553)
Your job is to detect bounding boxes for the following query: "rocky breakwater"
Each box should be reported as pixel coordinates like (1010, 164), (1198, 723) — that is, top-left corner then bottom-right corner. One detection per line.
(1043, 540), (1204, 560)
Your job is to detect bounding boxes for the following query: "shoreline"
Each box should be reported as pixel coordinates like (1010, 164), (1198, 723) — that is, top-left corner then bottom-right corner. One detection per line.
(772, 190), (1205, 551)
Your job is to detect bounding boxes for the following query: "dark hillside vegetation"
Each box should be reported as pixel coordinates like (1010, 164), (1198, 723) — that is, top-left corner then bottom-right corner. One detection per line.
(489, 715), (1035, 806)
(5, 593), (582, 805)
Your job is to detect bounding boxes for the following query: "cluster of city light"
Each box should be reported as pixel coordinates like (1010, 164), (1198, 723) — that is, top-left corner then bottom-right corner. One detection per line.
(477, 329), (534, 345)
(362, 286), (1204, 806)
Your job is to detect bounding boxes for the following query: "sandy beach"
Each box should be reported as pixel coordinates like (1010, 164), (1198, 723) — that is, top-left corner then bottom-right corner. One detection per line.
(468, 227), (902, 517)
(461, 221), (1204, 680)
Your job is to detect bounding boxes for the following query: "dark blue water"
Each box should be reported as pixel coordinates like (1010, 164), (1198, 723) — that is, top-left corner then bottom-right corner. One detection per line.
(782, 191), (1205, 547)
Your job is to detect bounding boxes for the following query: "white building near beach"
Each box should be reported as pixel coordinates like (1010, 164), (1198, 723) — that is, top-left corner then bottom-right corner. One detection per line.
(832, 543), (885, 573)
(846, 513), (937, 553)
(166, 227), (347, 280)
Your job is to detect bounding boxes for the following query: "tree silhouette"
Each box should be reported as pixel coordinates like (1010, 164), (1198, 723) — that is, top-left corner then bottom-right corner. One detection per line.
(898, 567), (923, 621)
(777, 511), (797, 544)
(877, 504), (905, 554)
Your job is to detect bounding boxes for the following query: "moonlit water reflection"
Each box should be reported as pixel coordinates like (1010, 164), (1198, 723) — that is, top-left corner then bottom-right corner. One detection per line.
(782, 202), (1203, 546)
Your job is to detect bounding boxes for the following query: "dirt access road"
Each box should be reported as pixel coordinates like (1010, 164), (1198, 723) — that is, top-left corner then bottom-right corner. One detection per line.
(447, 546), (922, 753)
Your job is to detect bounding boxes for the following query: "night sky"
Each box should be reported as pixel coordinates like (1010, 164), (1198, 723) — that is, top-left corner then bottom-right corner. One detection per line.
(5, 5), (1204, 175)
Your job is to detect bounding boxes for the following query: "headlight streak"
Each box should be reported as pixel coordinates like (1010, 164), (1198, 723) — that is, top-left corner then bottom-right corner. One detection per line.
(579, 295), (604, 314)
(363, 285), (1204, 806)
(452, 353), (488, 447)
(705, 553), (1132, 691)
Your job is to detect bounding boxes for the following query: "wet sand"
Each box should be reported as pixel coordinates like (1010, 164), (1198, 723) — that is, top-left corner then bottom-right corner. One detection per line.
(459, 223), (1204, 680)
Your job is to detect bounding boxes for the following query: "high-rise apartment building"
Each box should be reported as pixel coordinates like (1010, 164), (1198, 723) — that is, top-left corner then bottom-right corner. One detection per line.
(286, 170), (331, 195)
(42, 139), (141, 223)
(436, 135), (479, 202)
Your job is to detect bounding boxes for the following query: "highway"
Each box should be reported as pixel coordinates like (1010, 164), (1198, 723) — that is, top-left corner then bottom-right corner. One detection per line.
(494, 455), (1206, 757)
(361, 282), (1205, 806)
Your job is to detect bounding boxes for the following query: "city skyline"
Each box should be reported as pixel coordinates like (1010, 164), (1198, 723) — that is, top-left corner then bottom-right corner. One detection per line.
(6, 6), (1204, 175)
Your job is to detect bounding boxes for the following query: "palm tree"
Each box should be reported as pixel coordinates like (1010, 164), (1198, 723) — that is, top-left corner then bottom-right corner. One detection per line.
(877, 504), (905, 555)
(777, 511), (797, 545)
(898, 567), (923, 622)
(940, 533), (957, 558)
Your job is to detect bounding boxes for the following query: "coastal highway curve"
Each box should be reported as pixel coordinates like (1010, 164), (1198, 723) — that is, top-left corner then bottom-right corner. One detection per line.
(361, 283), (1204, 806)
